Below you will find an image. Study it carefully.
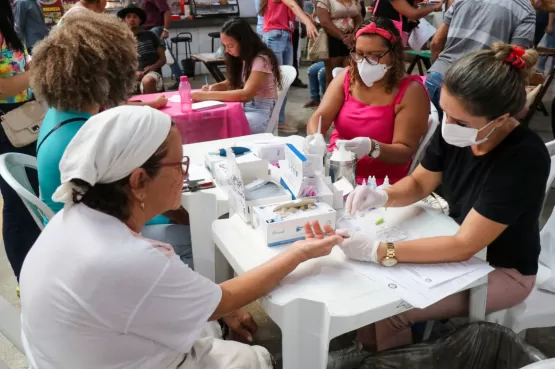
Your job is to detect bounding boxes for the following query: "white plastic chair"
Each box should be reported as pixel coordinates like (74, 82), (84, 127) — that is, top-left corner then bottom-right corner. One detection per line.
(332, 67), (344, 78)
(520, 358), (555, 369)
(409, 102), (439, 173)
(266, 65), (296, 134)
(0, 153), (54, 230)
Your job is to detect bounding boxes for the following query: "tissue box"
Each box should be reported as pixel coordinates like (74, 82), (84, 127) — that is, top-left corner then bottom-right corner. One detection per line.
(252, 200), (336, 246)
(210, 153), (270, 187)
(280, 175), (335, 208)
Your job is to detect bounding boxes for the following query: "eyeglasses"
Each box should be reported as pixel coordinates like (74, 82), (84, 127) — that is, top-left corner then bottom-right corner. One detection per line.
(159, 156), (190, 176)
(350, 50), (390, 65)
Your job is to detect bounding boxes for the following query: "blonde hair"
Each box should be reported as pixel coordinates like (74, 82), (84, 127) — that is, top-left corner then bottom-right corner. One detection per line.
(443, 43), (538, 119)
(30, 11), (138, 111)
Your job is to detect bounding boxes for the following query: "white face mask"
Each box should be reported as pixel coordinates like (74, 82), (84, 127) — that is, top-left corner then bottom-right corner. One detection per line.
(441, 115), (498, 147)
(356, 59), (390, 87)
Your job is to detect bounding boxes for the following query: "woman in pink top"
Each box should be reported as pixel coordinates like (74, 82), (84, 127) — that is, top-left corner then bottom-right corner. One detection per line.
(259, 0), (318, 133)
(192, 18), (282, 133)
(305, 16), (430, 185)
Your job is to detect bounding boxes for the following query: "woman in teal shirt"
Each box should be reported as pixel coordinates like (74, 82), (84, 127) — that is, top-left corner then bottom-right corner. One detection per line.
(31, 11), (193, 266)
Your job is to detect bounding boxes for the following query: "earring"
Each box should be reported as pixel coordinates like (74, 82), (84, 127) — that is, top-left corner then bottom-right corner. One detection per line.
(140, 196), (145, 210)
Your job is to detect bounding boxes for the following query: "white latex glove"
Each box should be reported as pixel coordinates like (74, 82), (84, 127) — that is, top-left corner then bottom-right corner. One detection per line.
(338, 137), (372, 158)
(345, 185), (388, 214)
(335, 229), (380, 263)
(303, 134), (318, 155)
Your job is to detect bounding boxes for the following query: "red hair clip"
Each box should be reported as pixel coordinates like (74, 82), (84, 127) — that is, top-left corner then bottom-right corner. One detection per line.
(504, 46), (526, 70)
(355, 22), (397, 43)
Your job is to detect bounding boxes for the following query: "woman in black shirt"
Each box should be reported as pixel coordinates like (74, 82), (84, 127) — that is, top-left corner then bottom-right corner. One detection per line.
(337, 43), (549, 353)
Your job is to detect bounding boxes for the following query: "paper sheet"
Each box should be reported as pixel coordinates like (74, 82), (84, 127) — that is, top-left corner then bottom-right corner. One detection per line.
(168, 95), (181, 103)
(349, 259), (493, 308)
(408, 18), (437, 51)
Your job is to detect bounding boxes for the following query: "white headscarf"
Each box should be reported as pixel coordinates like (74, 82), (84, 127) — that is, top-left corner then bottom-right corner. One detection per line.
(52, 105), (172, 206)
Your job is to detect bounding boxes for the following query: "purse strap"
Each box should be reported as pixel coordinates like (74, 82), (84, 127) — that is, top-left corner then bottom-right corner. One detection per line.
(36, 117), (88, 155)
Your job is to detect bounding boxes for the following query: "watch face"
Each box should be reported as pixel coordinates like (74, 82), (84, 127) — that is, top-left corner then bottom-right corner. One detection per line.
(382, 257), (398, 267)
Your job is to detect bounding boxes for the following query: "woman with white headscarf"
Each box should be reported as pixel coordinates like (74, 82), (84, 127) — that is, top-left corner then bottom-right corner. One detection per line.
(19, 105), (343, 369)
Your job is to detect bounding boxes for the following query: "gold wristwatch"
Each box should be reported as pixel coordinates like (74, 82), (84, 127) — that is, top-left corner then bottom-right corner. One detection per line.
(381, 242), (398, 267)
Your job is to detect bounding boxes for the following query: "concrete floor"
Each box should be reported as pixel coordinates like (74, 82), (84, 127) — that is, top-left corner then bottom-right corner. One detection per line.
(2, 65), (555, 367)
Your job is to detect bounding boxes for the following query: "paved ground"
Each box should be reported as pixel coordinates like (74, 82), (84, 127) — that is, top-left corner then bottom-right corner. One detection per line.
(2, 65), (555, 367)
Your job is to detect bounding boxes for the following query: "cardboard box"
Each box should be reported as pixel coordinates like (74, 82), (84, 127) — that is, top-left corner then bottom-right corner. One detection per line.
(252, 200), (336, 246)
(210, 153), (269, 187)
(249, 142), (286, 162)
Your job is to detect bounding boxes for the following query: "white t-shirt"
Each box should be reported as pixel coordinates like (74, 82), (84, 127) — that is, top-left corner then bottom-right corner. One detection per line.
(19, 204), (222, 369)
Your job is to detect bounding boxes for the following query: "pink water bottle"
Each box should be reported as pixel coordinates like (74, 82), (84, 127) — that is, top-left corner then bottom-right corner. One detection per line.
(178, 76), (192, 113)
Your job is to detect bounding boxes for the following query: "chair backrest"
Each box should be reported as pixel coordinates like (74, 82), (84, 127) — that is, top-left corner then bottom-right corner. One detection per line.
(0, 153), (54, 230)
(266, 65), (297, 134)
(409, 102), (440, 173)
(519, 358), (555, 369)
(332, 67), (344, 78)
(0, 296), (24, 354)
(521, 68), (555, 126)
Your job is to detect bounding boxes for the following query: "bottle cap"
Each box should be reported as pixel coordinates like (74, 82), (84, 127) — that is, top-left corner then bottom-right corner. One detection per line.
(180, 76), (189, 82)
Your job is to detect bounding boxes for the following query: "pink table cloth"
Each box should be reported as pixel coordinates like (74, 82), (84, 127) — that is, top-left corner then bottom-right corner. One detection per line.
(132, 91), (251, 144)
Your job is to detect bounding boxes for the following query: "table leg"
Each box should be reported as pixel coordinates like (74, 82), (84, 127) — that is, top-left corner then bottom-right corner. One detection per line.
(205, 62), (226, 82)
(468, 276), (488, 322)
(407, 57), (417, 75)
(181, 191), (218, 281)
(280, 299), (331, 369)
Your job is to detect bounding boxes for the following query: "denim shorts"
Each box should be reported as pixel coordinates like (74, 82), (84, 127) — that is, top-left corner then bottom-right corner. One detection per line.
(243, 97), (276, 134)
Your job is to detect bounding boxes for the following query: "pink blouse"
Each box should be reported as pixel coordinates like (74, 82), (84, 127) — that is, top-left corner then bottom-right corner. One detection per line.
(329, 69), (427, 185)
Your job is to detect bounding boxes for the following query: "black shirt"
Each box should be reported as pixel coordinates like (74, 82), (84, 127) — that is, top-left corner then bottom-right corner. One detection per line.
(136, 30), (161, 71)
(421, 125), (550, 275)
(373, 0), (409, 31)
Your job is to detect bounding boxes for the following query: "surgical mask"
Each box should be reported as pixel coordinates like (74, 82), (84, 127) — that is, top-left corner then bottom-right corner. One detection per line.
(441, 116), (498, 147)
(356, 59), (390, 87)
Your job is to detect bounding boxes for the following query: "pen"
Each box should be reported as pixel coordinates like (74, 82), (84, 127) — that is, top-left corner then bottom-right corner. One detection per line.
(204, 76), (209, 86)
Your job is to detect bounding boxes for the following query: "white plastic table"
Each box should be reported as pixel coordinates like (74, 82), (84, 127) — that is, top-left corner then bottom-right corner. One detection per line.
(212, 203), (489, 369)
(181, 134), (305, 282)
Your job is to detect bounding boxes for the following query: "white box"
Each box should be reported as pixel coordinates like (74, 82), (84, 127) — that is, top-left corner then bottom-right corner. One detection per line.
(280, 175), (335, 208)
(252, 201), (337, 246)
(249, 142), (286, 162)
(211, 153), (269, 187)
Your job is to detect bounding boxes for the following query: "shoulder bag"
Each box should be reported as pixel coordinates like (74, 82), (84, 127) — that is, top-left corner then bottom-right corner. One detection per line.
(308, 0), (330, 61)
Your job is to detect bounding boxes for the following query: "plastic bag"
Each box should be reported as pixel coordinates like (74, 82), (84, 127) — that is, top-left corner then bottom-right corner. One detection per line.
(360, 322), (546, 369)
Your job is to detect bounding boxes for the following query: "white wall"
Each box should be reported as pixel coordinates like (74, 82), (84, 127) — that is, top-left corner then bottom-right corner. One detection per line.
(239, 0), (257, 17)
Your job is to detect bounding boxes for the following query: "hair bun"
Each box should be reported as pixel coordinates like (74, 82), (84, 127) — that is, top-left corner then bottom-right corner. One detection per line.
(491, 43), (538, 75)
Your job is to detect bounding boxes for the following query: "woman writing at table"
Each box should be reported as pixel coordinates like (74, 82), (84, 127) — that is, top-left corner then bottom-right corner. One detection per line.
(30, 11), (192, 266)
(192, 18), (282, 134)
(19, 105), (343, 369)
(304, 17), (430, 186)
(328, 43), (549, 366)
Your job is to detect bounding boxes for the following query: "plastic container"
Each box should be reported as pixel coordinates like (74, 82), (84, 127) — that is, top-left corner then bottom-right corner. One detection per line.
(308, 117), (327, 158)
(178, 76), (192, 113)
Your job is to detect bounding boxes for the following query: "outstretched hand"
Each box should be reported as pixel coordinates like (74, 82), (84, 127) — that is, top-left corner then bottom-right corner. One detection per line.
(292, 221), (344, 261)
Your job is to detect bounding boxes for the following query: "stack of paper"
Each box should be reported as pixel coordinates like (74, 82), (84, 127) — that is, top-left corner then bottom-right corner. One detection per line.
(349, 258), (493, 309)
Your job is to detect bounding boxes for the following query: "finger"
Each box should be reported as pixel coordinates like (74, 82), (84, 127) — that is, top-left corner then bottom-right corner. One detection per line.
(345, 189), (356, 214)
(323, 223), (335, 236)
(311, 220), (325, 239)
(319, 234), (343, 248)
(304, 221), (315, 239)
(233, 324), (254, 343)
(242, 315), (258, 336)
(352, 186), (368, 213)
(335, 228), (351, 238)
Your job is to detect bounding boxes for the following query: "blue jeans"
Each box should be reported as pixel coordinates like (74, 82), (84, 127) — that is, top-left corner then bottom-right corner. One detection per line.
(141, 224), (193, 269)
(149, 26), (183, 80)
(244, 97), (276, 133)
(257, 15), (264, 36)
(538, 31), (555, 72)
(0, 102), (41, 281)
(308, 62), (326, 101)
(425, 71), (443, 122)
(263, 29), (293, 124)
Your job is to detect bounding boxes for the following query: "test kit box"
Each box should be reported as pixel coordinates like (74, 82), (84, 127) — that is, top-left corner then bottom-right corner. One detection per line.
(209, 153), (269, 187)
(252, 200), (337, 247)
(249, 142), (286, 162)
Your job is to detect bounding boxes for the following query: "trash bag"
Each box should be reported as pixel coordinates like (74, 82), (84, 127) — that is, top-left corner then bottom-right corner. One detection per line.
(360, 322), (546, 369)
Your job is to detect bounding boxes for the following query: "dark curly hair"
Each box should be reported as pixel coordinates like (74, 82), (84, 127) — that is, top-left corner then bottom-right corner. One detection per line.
(221, 17), (283, 91)
(349, 16), (405, 94)
(30, 11), (138, 111)
(70, 137), (170, 222)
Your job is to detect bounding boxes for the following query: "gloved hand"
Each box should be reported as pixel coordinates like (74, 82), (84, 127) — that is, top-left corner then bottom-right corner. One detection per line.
(345, 185), (388, 214)
(335, 229), (380, 263)
(303, 134), (327, 155)
(338, 137), (372, 158)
